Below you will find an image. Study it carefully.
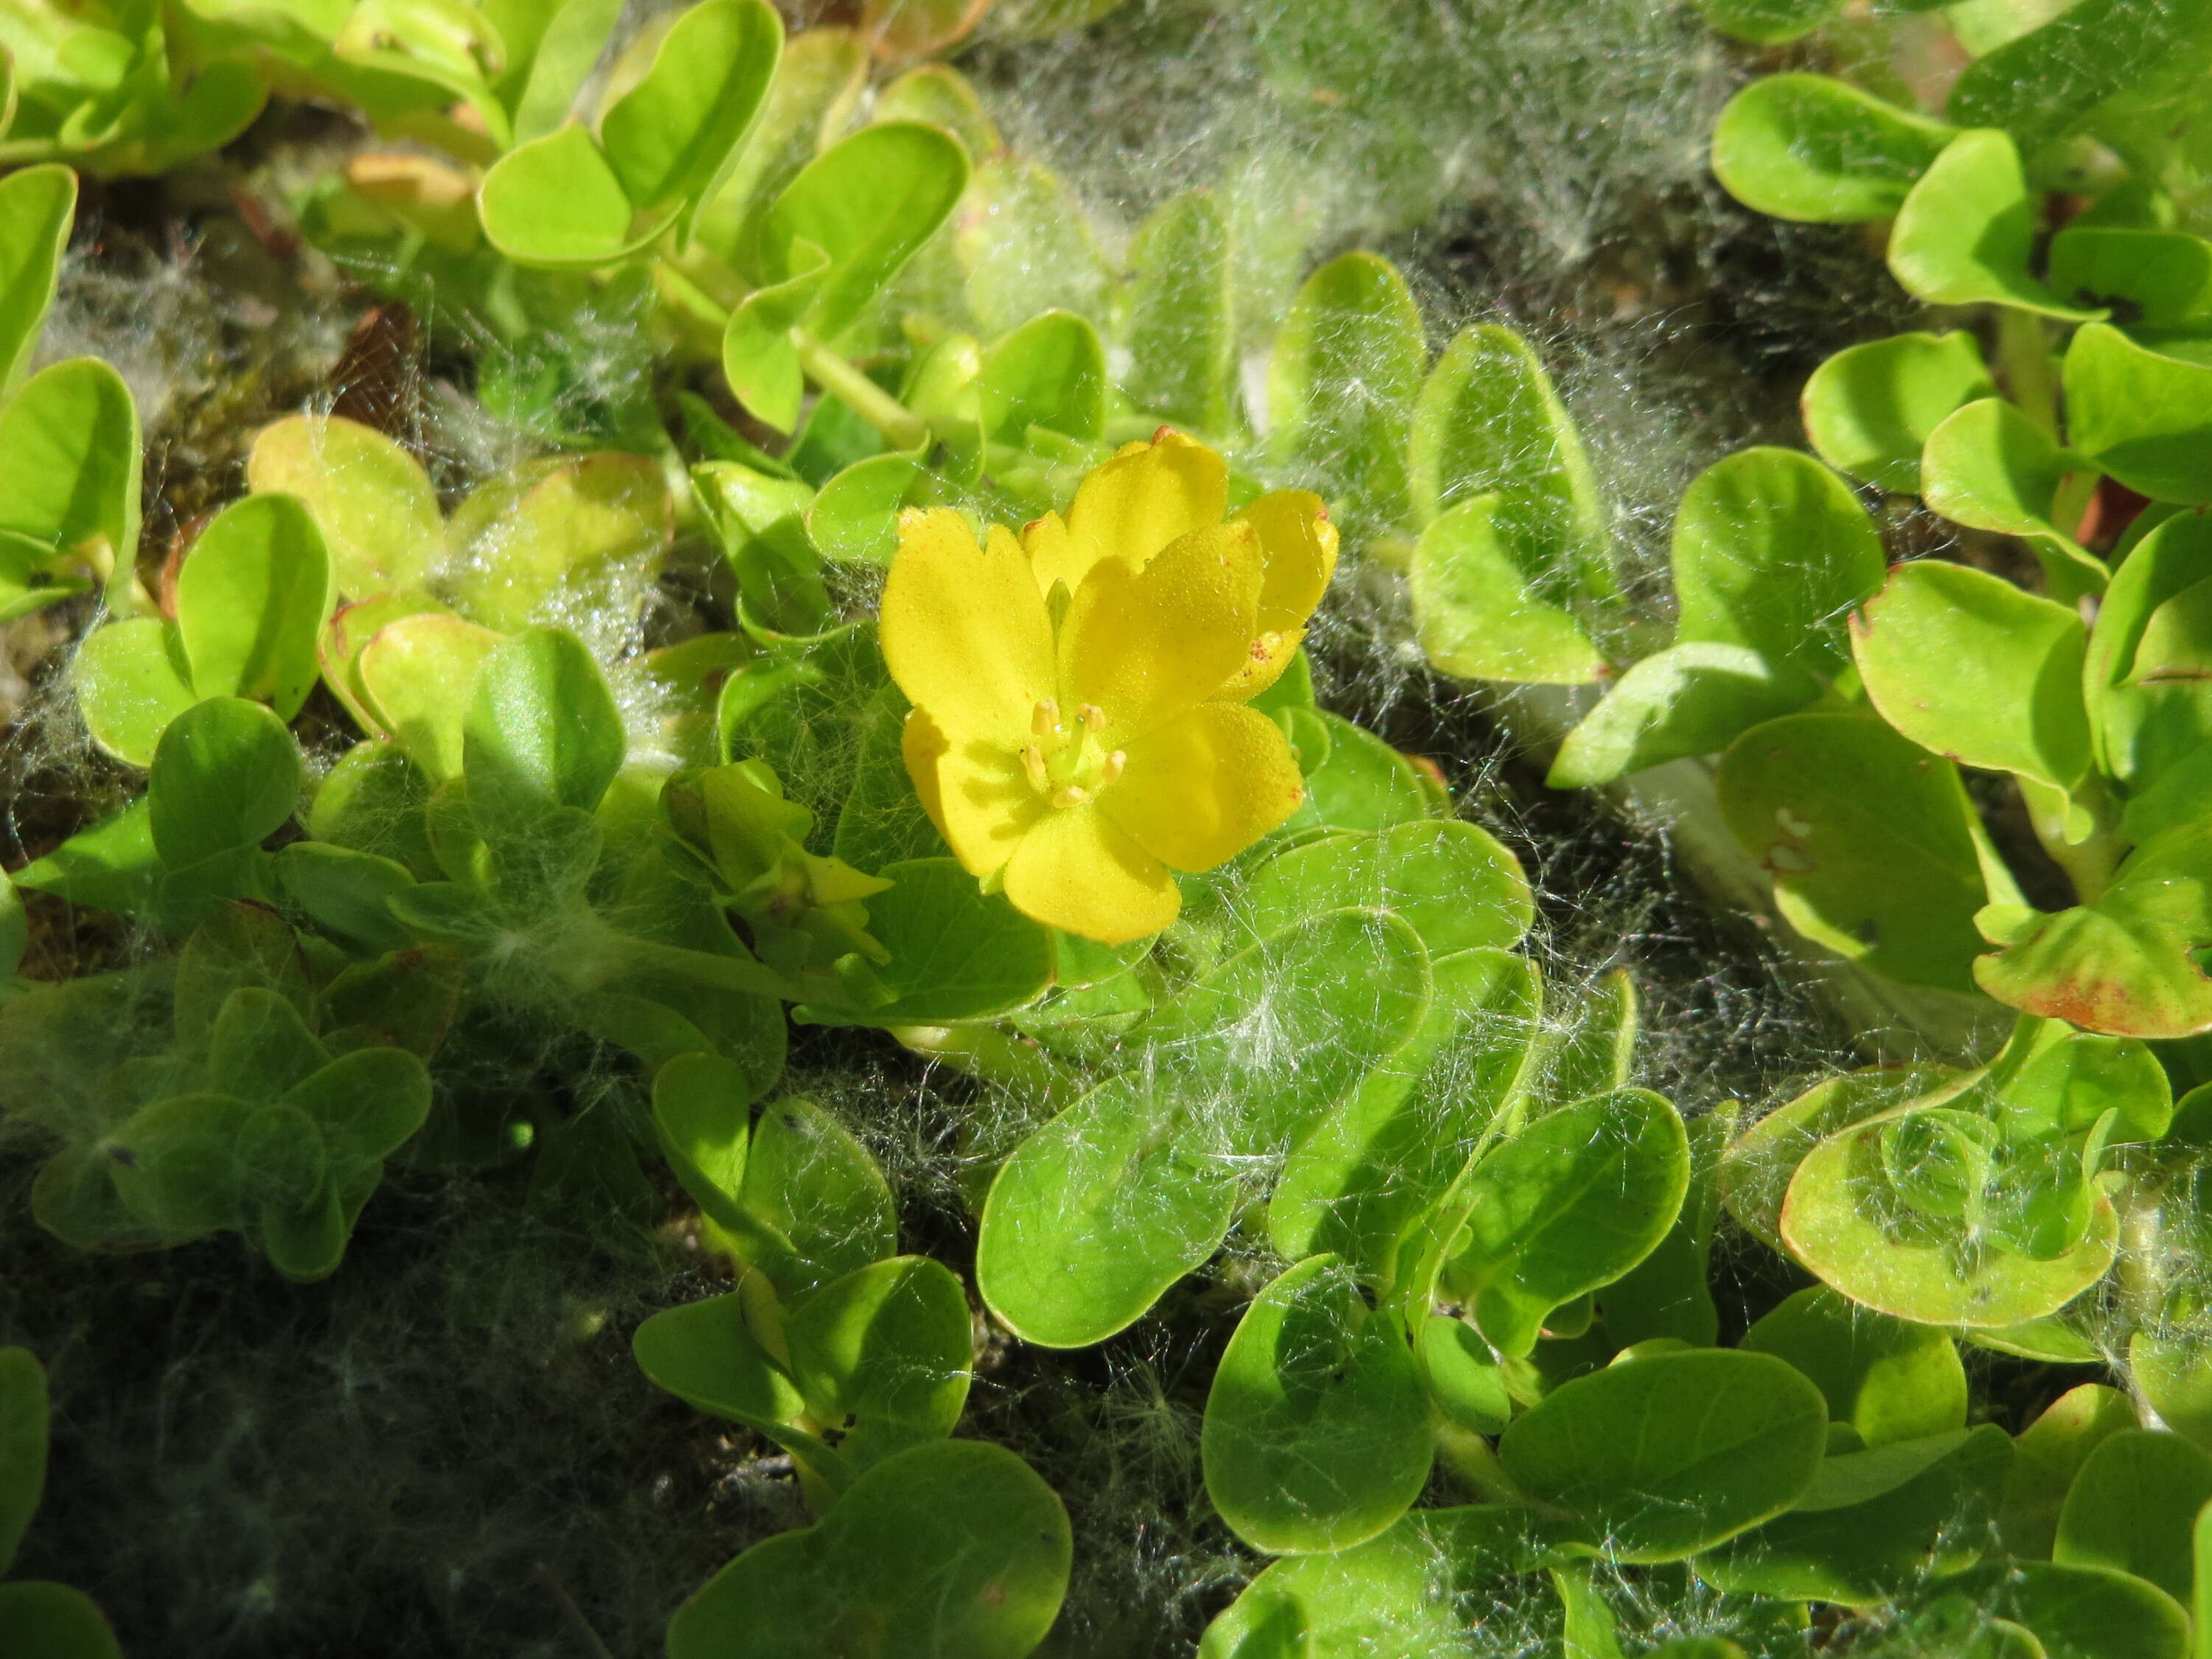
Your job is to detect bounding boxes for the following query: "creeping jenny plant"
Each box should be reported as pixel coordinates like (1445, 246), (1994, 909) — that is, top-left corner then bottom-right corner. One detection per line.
(883, 430), (1330, 942)
(11, 0), (2212, 1655)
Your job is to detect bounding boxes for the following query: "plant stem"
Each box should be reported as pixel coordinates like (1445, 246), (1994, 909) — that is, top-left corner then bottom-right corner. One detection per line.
(790, 329), (930, 452)
(1997, 309), (2060, 443)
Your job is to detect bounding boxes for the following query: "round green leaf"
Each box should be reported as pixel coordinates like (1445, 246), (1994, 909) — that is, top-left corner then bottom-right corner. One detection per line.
(976, 1071), (1241, 1348)
(463, 625), (625, 826)
(798, 857), (1051, 1027)
(0, 1346), (47, 1577)
(1671, 446), (1884, 678)
(1692, 0), (1844, 45)
(1778, 1112), (2118, 1326)
(1801, 330), (1994, 495)
(0, 163), (74, 392)
(177, 493), (334, 718)
(737, 1096), (896, 1299)
(957, 158), (1113, 339)
(1446, 1087), (1689, 1357)
(443, 451), (672, 631)
(479, 122), (667, 268)
(1202, 1255), (1433, 1554)
(246, 413), (442, 600)
(1888, 130), (2099, 320)
(147, 697), (302, 872)
(783, 1255), (972, 1462)
(1242, 820), (1531, 956)
(2053, 1429), (2212, 1603)
(352, 611), (504, 783)
(1709, 74), (1956, 224)
(1497, 1348), (1828, 1562)
(666, 1439), (1071, 1659)
(980, 309), (1106, 445)
(1547, 642), (1818, 787)
(2063, 321), (2212, 507)
(1947, 0), (2212, 149)
(597, 0), (782, 225)
(1267, 251), (1424, 534)
(1122, 189), (1235, 434)
(1409, 493), (1604, 685)
(2050, 229), (2212, 331)
(1719, 712), (1993, 992)
(1740, 1284), (1966, 1447)
(72, 616), (195, 768)
(1921, 397), (2105, 601)
(1919, 1560), (2188, 1659)
(0, 1581), (123, 1659)
(2000, 1382), (2139, 1559)
(0, 357), (139, 568)
(1853, 559), (2091, 796)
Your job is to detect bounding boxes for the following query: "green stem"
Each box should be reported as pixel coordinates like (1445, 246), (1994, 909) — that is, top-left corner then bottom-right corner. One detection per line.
(1997, 309), (2061, 443)
(1434, 1422), (1525, 1504)
(654, 259), (731, 334)
(791, 329), (930, 452)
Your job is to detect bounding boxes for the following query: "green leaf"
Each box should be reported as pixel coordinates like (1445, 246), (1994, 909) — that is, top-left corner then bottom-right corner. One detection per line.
(1197, 1506), (1533, 1659)
(0, 1345), (47, 1576)
(0, 357), (139, 570)
(2051, 229), (2212, 330)
(176, 493), (333, 718)
(975, 1070), (1242, 1348)
(1202, 1254), (1433, 1554)
(1709, 74), (1956, 224)
(0, 164), (73, 394)
(804, 453), (947, 565)
(480, 122), (669, 268)
(1853, 559), (2091, 799)
(506, 0), (627, 146)
(796, 857), (1051, 1026)
(1918, 1560), (2188, 1659)
(1409, 493), (1606, 684)
(0, 1582), (123, 1659)
(1287, 712), (1436, 834)
(1947, 0), (2212, 149)
(1698, 1424), (2013, 1605)
(1240, 820), (1532, 956)
(630, 1292), (844, 1478)
(2000, 1382), (2140, 1559)
(738, 1096), (896, 1298)
(353, 612), (504, 782)
(1778, 1109), (2118, 1325)
(1888, 130), (2098, 320)
(1803, 330), (1995, 496)
(1267, 947), (1542, 1281)
(462, 625), (625, 827)
(956, 159), (1113, 341)
(1122, 189), (1235, 434)
(597, 0), (781, 232)
(72, 616), (196, 768)
(1267, 250), (1424, 533)
(2054, 1430), (2212, 1603)
(1445, 1087), (1689, 1357)
(1739, 1284), (1966, 1446)
(665, 1440), (1070, 1659)
(1497, 1348), (1828, 1562)
(10, 800), (166, 924)
(979, 309), (1105, 445)
(783, 1254), (971, 1470)
(1410, 325), (1610, 608)
(1692, 0), (1845, 46)
(147, 697), (301, 872)
(1921, 397), (2105, 601)
(651, 1049), (764, 1237)
(1977, 821), (2212, 1038)
(285, 1044), (431, 1172)
(1717, 713), (1992, 993)
(246, 412), (443, 599)
(2135, 1332), (2212, 1455)
(1138, 907), (1433, 1157)
(759, 121), (970, 342)
(442, 451), (672, 632)
(2064, 322), (2212, 506)
(1671, 446), (1885, 678)
(1548, 643), (1818, 787)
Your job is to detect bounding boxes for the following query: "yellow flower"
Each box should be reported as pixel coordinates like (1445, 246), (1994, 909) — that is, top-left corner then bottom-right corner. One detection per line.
(880, 430), (1338, 945)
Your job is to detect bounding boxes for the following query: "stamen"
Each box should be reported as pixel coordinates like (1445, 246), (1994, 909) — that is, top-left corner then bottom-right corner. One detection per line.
(1051, 785), (1092, 807)
(1078, 703), (1106, 730)
(1097, 750), (1126, 786)
(1020, 746), (1048, 790)
(1032, 698), (1060, 737)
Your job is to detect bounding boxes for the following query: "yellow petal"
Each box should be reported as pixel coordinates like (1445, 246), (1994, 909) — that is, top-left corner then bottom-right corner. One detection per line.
(902, 709), (1040, 877)
(1002, 802), (1180, 945)
(1216, 493), (1338, 700)
(1060, 520), (1263, 742)
(1237, 489), (1338, 635)
(1020, 511), (1075, 594)
(1040, 429), (1228, 594)
(880, 509), (1055, 746)
(1102, 702), (1304, 872)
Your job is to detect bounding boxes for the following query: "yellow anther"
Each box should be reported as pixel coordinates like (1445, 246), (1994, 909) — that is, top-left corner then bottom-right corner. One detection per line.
(1078, 703), (1106, 730)
(1020, 746), (1048, 790)
(1098, 750), (1126, 787)
(1032, 698), (1061, 737)
(1051, 785), (1093, 807)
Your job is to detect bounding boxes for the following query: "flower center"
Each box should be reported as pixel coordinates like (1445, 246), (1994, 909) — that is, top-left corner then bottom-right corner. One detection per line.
(1019, 699), (1125, 809)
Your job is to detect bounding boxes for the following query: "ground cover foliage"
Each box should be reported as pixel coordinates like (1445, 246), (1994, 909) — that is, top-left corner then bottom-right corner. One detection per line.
(3, 0), (2212, 1655)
